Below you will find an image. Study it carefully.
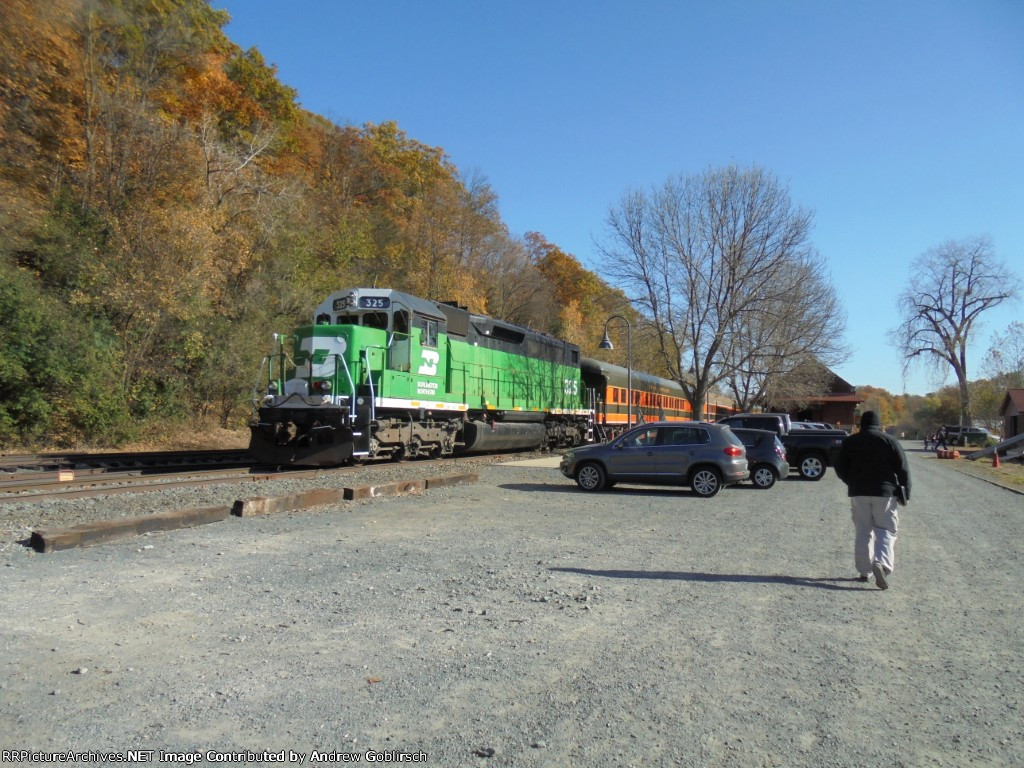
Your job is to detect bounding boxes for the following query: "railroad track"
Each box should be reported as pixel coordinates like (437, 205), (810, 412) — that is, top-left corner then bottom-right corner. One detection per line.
(0, 449), (522, 503)
(0, 449), (260, 501)
(0, 448), (253, 474)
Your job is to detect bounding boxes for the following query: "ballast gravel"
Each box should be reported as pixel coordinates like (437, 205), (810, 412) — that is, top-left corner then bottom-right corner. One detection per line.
(0, 449), (1022, 767)
(0, 455), (509, 553)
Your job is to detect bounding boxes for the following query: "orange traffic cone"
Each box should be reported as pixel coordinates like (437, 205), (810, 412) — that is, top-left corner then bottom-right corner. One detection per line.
(993, 451), (1001, 468)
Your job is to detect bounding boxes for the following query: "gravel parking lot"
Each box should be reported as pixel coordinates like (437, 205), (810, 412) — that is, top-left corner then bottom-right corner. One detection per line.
(1, 448), (1021, 767)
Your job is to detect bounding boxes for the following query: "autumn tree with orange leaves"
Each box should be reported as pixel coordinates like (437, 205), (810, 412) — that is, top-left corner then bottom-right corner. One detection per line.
(0, 0), (602, 446)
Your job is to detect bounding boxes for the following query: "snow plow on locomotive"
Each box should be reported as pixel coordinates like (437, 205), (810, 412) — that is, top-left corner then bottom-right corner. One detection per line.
(248, 288), (595, 466)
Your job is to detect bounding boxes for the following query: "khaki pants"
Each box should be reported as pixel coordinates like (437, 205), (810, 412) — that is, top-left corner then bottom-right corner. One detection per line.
(850, 496), (899, 576)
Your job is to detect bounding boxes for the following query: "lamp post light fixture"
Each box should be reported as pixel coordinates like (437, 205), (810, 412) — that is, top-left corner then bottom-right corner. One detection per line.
(599, 315), (632, 429)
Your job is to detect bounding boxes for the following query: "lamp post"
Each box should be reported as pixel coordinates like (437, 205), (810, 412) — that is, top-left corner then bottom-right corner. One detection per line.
(599, 315), (632, 429)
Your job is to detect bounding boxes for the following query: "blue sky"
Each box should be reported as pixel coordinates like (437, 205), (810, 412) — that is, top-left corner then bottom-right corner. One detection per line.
(215, 0), (1024, 396)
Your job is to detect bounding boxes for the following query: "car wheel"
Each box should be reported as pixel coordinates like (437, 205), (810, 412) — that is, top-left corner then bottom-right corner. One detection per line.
(575, 462), (607, 492)
(690, 467), (722, 497)
(751, 465), (776, 489)
(799, 453), (826, 481)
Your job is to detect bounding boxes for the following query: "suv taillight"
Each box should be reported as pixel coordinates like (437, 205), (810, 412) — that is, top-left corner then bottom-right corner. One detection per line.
(724, 445), (743, 457)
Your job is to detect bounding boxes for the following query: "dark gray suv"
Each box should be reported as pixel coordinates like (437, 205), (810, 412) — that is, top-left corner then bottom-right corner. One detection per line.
(730, 427), (789, 489)
(559, 421), (748, 497)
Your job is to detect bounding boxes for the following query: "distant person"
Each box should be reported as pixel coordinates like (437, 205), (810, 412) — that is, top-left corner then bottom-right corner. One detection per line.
(834, 411), (911, 590)
(934, 429), (947, 450)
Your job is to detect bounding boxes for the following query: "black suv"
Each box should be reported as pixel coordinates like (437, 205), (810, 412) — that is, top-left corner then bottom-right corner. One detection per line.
(717, 413), (792, 434)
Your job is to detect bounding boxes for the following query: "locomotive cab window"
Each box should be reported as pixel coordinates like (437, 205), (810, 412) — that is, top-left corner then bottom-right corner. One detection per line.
(334, 312), (390, 328)
(389, 309), (412, 372)
(393, 310), (410, 338)
(362, 312), (388, 330)
(420, 318), (438, 348)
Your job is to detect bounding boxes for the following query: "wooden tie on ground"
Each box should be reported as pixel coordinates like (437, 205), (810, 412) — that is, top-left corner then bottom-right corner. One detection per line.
(30, 473), (478, 552)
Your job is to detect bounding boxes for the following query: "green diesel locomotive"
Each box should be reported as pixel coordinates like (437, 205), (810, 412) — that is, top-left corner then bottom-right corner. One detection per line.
(249, 288), (594, 465)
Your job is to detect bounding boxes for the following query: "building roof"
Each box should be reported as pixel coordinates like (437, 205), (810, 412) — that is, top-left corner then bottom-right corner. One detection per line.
(806, 393), (865, 404)
(998, 388), (1024, 416)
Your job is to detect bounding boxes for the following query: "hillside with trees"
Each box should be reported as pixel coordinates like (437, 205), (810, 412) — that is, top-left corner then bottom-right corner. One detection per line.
(7, 2), (1011, 450)
(0, 0), (636, 447)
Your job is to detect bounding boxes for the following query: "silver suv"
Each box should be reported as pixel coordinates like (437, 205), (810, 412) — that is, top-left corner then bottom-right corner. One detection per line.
(559, 421), (748, 497)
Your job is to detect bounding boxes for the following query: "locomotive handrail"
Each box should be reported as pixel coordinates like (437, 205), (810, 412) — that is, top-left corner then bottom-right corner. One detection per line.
(251, 333), (298, 410)
(330, 352), (356, 408)
(251, 355), (272, 411)
(362, 345), (389, 423)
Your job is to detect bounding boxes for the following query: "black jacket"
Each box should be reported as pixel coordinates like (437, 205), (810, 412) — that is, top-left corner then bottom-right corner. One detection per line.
(834, 426), (911, 499)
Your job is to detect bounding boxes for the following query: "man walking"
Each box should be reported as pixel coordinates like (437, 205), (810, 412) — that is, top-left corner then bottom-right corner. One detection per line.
(834, 411), (911, 590)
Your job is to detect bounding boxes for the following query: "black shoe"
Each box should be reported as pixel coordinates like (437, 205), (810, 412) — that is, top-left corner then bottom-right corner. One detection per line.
(872, 563), (889, 590)
(856, 574), (869, 583)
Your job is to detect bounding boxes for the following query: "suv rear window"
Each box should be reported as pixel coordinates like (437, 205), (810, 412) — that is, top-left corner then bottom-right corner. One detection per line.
(724, 429), (744, 448)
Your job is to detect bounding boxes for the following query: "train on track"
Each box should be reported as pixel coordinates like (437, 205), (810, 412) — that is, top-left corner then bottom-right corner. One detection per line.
(248, 288), (736, 466)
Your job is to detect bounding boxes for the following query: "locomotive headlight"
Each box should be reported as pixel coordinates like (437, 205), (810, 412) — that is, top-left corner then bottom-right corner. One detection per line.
(311, 380), (332, 401)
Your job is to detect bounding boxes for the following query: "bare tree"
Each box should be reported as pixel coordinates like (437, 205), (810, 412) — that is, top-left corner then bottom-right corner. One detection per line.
(890, 236), (1021, 424)
(600, 165), (846, 418)
(981, 321), (1024, 390)
(479, 235), (553, 327)
(722, 254), (846, 411)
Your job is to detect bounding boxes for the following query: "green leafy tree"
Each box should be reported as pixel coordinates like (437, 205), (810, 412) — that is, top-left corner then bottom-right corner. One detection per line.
(0, 260), (126, 446)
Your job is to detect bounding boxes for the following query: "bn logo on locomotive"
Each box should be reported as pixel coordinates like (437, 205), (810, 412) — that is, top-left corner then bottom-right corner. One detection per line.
(417, 349), (440, 376)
